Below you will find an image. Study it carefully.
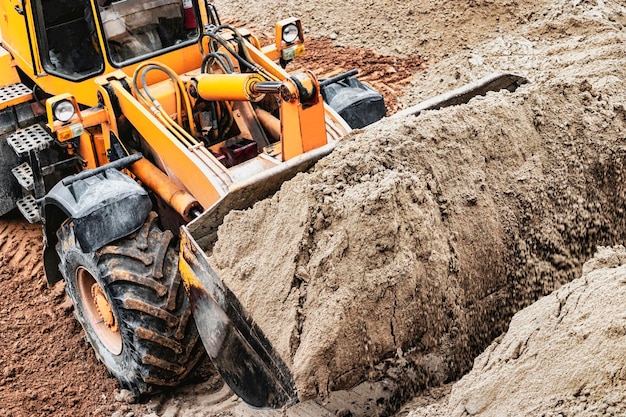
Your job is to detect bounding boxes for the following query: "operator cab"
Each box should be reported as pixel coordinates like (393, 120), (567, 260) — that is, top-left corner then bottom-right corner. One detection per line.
(33, 0), (199, 80)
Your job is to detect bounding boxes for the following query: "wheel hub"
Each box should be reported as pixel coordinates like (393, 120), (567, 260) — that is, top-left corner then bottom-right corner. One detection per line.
(92, 284), (118, 332)
(76, 267), (123, 355)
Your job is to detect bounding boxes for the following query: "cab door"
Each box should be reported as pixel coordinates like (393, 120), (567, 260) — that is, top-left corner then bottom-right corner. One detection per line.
(0, 0), (37, 75)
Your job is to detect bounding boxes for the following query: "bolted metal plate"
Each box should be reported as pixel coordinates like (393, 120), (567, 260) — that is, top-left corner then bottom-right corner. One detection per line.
(7, 124), (53, 157)
(0, 83), (33, 111)
(16, 194), (41, 223)
(11, 162), (34, 191)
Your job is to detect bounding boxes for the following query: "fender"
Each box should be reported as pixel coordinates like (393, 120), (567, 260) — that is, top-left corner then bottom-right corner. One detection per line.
(41, 162), (152, 284)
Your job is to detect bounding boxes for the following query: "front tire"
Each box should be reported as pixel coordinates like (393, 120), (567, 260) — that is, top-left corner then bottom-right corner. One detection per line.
(57, 212), (204, 393)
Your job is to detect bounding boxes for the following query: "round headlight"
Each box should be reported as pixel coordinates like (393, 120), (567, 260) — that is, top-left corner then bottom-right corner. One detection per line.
(53, 100), (75, 122)
(282, 24), (299, 44)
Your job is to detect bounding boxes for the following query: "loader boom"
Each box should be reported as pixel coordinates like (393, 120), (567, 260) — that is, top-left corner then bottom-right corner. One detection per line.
(0, 0), (369, 400)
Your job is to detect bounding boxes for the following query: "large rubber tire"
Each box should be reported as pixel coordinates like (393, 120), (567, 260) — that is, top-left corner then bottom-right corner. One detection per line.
(56, 212), (205, 393)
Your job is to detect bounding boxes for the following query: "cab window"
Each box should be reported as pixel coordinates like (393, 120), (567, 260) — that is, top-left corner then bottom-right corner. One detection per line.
(35, 0), (104, 79)
(98, 0), (198, 65)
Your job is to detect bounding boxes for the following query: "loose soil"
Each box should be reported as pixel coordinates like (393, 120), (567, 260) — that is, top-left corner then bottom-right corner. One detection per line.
(209, 0), (626, 414)
(2, 0), (626, 416)
(401, 246), (626, 417)
(0, 213), (122, 417)
(210, 49), (626, 406)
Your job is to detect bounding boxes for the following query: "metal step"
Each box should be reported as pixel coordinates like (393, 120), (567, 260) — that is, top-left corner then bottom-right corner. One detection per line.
(7, 124), (53, 157)
(11, 162), (34, 191)
(0, 83), (33, 111)
(16, 194), (41, 223)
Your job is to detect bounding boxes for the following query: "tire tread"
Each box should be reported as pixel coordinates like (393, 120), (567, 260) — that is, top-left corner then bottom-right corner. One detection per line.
(57, 212), (204, 393)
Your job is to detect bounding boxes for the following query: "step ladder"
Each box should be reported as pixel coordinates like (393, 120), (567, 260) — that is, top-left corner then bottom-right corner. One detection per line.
(11, 162), (41, 223)
(7, 124), (53, 223)
(0, 83), (33, 111)
(11, 162), (34, 191)
(16, 194), (40, 223)
(7, 124), (53, 157)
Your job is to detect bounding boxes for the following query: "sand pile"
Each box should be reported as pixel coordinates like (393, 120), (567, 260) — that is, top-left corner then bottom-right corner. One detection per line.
(402, 0), (626, 104)
(202, 0), (626, 411)
(405, 246), (626, 417)
(210, 64), (626, 401)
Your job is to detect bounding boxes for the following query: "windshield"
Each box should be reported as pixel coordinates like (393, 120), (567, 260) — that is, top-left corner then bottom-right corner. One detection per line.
(98, 0), (198, 65)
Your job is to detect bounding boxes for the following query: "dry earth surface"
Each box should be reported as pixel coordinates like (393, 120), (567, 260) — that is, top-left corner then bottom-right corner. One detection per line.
(401, 245), (626, 417)
(2, 0), (626, 416)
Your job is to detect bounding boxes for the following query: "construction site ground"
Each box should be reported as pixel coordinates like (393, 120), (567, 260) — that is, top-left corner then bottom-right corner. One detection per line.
(2, 0), (626, 416)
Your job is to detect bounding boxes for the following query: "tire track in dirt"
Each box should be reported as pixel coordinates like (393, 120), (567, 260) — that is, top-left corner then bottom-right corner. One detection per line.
(0, 219), (42, 278)
(0, 213), (123, 417)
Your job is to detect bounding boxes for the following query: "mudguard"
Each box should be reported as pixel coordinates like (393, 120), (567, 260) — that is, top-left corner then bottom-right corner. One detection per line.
(321, 73), (386, 129)
(42, 166), (151, 284)
(44, 167), (151, 252)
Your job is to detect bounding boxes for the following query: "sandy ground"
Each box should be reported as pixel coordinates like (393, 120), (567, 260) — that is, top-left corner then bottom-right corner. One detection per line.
(401, 246), (626, 417)
(2, 0), (626, 416)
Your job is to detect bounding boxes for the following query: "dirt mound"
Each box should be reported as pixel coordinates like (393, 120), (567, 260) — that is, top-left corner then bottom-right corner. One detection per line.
(206, 0), (626, 409)
(404, 246), (626, 417)
(212, 0), (542, 59)
(210, 60), (626, 403)
(401, 0), (626, 104)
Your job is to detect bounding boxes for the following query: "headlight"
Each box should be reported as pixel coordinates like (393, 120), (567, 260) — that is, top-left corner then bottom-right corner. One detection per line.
(53, 100), (75, 122)
(282, 23), (299, 44)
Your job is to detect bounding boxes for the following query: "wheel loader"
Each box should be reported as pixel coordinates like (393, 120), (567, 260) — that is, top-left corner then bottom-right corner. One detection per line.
(0, 0), (527, 409)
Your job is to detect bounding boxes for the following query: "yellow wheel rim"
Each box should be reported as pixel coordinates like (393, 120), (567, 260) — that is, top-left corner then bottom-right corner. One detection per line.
(76, 267), (122, 355)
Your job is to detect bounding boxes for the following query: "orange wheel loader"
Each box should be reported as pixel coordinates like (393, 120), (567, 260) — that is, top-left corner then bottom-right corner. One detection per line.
(0, 0), (526, 408)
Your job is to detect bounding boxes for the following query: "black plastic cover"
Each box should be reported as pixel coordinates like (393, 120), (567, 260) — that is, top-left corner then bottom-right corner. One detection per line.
(43, 168), (151, 253)
(321, 76), (386, 129)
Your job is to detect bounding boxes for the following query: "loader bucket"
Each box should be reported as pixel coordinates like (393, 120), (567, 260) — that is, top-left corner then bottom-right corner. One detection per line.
(393, 71), (528, 119)
(179, 142), (337, 408)
(179, 72), (528, 409)
(179, 230), (298, 408)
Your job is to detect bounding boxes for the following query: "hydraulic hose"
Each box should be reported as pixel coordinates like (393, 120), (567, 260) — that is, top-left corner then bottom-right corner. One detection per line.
(131, 62), (232, 184)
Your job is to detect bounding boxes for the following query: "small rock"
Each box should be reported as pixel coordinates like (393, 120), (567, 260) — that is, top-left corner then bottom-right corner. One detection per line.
(50, 281), (66, 298)
(114, 389), (136, 404)
(3, 367), (15, 378)
(469, 54), (484, 66)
